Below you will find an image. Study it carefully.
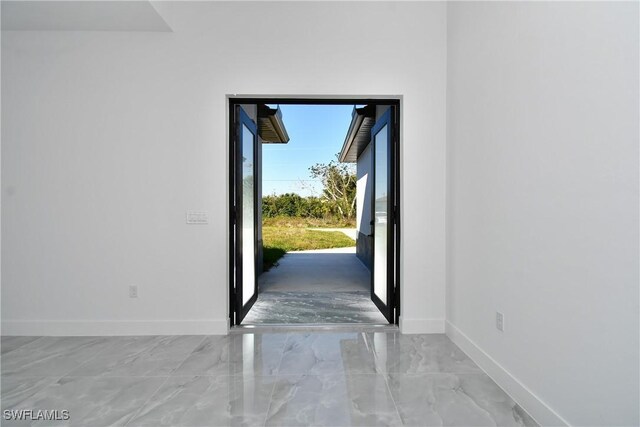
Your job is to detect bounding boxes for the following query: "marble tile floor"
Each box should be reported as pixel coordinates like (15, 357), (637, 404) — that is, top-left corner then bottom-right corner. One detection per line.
(242, 291), (388, 324)
(1, 332), (539, 427)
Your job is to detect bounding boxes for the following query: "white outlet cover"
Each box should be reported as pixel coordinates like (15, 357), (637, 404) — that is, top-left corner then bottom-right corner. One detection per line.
(186, 211), (208, 224)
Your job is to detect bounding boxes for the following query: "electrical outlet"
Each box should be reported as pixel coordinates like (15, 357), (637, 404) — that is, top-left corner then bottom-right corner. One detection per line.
(129, 285), (138, 298)
(496, 312), (504, 332)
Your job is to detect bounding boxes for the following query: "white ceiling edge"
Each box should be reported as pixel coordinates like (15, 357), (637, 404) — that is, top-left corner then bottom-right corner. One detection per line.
(1, 1), (172, 32)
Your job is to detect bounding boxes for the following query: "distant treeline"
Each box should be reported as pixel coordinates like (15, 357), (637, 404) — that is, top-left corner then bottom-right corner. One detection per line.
(262, 193), (330, 219)
(263, 155), (357, 220)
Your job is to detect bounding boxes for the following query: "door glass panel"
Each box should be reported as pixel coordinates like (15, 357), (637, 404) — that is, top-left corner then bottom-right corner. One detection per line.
(374, 124), (388, 305)
(242, 123), (255, 305)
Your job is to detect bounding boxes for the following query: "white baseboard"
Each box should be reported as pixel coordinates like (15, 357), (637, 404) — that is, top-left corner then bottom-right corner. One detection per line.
(446, 320), (569, 427)
(399, 317), (445, 334)
(1, 320), (229, 336)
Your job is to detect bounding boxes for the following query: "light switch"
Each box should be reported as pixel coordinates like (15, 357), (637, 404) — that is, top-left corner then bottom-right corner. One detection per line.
(186, 211), (209, 224)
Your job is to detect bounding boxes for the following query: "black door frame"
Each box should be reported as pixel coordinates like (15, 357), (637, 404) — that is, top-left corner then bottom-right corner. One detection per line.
(370, 106), (396, 323)
(233, 106), (259, 323)
(228, 97), (401, 326)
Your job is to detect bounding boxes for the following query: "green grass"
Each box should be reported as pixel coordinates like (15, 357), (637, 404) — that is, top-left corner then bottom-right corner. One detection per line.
(262, 222), (355, 271)
(262, 216), (356, 229)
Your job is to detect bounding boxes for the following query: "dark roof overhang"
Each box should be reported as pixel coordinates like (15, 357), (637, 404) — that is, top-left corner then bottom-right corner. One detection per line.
(258, 104), (290, 143)
(338, 105), (375, 163)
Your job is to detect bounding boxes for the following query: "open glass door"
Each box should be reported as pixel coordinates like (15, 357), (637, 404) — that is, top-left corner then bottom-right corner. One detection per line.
(233, 106), (258, 323)
(371, 107), (396, 323)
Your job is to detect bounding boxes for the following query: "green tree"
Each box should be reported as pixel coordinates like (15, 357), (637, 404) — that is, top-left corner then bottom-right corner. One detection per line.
(308, 154), (357, 219)
(262, 193), (329, 218)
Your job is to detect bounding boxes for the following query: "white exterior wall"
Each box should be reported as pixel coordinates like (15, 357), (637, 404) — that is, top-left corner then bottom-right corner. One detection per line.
(355, 143), (372, 237)
(1, 1), (448, 335)
(446, 2), (639, 426)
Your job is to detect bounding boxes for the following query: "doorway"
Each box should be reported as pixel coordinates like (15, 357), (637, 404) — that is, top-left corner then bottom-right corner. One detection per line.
(229, 98), (400, 327)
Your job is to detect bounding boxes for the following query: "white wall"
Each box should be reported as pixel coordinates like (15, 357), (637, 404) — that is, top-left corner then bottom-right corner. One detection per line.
(1, 1), (448, 335)
(446, 2), (639, 426)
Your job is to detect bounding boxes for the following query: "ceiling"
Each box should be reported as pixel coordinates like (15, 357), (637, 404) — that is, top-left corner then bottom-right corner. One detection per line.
(1, 1), (172, 32)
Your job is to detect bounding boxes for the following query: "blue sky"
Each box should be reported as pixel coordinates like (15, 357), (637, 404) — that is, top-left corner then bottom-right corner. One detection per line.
(262, 104), (355, 197)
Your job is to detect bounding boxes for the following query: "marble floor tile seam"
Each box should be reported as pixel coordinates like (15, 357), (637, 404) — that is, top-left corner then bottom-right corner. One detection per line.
(37, 335), (207, 380)
(157, 335), (209, 377)
(4, 372), (189, 380)
(1, 373), (70, 379)
(135, 334), (206, 356)
(368, 349), (483, 374)
(165, 334), (289, 379)
(3, 335), (209, 380)
(117, 335), (209, 369)
(1, 377), (65, 422)
(0, 341), (110, 379)
(373, 368), (489, 375)
(0, 336), (45, 355)
(261, 380), (281, 427)
(162, 373), (287, 379)
(395, 372), (539, 424)
(0, 374), (65, 379)
(383, 372), (496, 378)
(122, 375), (174, 427)
(274, 337), (375, 376)
(271, 372), (395, 378)
(1, 375), (173, 427)
(440, 370), (541, 427)
(264, 372), (404, 427)
(379, 365), (406, 427)
(58, 374), (186, 379)
(0, 374), (67, 404)
(261, 334), (288, 427)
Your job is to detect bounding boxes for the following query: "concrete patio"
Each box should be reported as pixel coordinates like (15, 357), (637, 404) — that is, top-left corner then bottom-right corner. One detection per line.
(243, 247), (388, 324)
